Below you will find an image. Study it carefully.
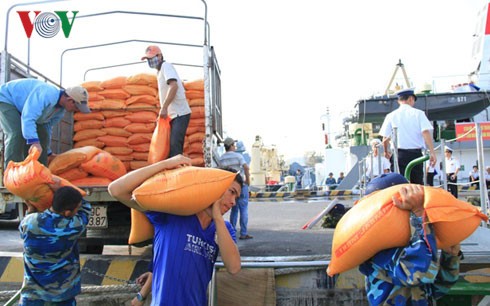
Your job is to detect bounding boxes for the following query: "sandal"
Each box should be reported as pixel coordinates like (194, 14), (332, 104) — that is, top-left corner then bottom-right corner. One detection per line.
(239, 235), (253, 240)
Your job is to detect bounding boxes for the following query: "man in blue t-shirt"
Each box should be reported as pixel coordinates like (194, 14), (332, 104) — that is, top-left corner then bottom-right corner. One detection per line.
(109, 155), (243, 305)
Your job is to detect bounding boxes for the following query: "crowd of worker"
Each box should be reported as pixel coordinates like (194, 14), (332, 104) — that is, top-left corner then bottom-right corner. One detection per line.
(1, 43), (484, 306)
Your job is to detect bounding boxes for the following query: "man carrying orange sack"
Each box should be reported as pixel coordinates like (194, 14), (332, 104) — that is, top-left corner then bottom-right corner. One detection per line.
(19, 182), (91, 305)
(0, 78), (90, 168)
(359, 173), (461, 306)
(108, 155), (242, 305)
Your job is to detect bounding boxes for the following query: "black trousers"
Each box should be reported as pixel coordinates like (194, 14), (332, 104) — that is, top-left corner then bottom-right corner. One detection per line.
(447, 173), (458, 198)
(396, 149), (423, 185)
(426, 172), (435, 186)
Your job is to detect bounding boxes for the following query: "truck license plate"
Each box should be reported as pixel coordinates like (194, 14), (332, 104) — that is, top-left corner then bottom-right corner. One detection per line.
(88, 205), (108, 228)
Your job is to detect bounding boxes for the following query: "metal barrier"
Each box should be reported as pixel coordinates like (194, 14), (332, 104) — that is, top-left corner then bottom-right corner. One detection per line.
(209, 259), (330, 306)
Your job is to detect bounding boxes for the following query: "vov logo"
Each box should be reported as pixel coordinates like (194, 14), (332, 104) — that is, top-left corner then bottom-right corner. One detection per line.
(17, 11), (79, 38)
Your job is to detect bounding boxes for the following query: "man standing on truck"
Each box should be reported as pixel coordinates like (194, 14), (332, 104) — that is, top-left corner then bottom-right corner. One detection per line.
(141, 45), (191, 157)
(0, 78), (90, 167)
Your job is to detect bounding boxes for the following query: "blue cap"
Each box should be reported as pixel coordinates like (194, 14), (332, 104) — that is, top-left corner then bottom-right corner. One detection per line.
(396, 87), (417, 101)
(235, 140), (246, 153)
(365, 173), (408, 195)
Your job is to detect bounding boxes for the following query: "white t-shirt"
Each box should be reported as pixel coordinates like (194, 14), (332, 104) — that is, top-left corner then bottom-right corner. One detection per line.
(366, 154), (391, 177)
(157, 62), (191, 119)
(445, 156), (460, 174)
(379, 104), (433, 149)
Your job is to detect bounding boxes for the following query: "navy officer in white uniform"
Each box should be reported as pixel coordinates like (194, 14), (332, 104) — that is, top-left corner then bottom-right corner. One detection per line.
(444, 146), (460, 198)
(379, 88), (436, 184)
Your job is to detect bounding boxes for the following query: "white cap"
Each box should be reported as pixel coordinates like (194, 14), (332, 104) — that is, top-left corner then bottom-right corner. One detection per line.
(65, 86), (90, 113)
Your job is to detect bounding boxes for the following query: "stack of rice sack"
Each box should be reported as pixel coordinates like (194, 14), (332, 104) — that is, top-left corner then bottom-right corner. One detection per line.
(48, 146), (127, 187)
(183, 79), (206, 167)
(76, 75), (208, 173)
(78, 74), (160, 172)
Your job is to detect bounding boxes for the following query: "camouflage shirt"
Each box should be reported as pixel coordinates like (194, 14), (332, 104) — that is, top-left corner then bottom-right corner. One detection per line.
(19, 200), (91, 302)
(359, 215), (460, 306)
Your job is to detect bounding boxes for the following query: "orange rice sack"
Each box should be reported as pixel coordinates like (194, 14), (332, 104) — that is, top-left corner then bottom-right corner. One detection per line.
(88, 91), (105, 101)
(104, 117), (132, 128)
(125, 123), (156, 133)
(187, 132), (205, 144)
(190, 106), (205, 119)
(100, 76), (128, 89)
(130, 160), (150, 170)
(127, 73), (157, 86)
(112, 154), (134, 162)
(82, 81), (104, 92)
(126, 95), (158, 105)
(188, 118), (205, 127)
(88, 100), (103, 110)
(80, 151), (127, 181)
(104, 146), (133, 156)
(132, 166), (237, 215)
(98, 89), (130, 100)
(72, 176), (112, 187)
(98, 99), (126, 110)
(185, 89), (204, 100)
(101, 110), (126, 118)
(183, 79), (204, 91)
(186, 142), (203, 155)
(423, 186), (488, 248)
(132, 152), (149, 161)
(73, 129), (107, 142)
(101, 127), (132, 137)
(328, 184), (489, 276)
(97, 135), (128, 147)
(73, 120), (104, 132)
(125, 111), (157, 123)
(188, 98), (204, 107)
(48, 146), (103, 175)
(126, 103), (159, 110)
(3, 149), (86, 211)
(57, 167), (89, 181)
(147, 117), (171, 164)
(122, 161), (131, 171)
(186, 126), (205, 135)
(123, 85), (158, 96)
(127, 133), (153, 145)
(74, 139), (105, 149)
(74, 112), (105, 121)
(129, 143), (150, 153)
(4, 148), (54, 211)
(128, 209), (154, 245)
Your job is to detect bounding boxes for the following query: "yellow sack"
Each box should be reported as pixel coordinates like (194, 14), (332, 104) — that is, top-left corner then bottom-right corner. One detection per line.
(4, 149), (86, 211)
(48, 146), (102, 174)
(128, 209), (154, 245)
(132, 166), (236, 215)
(80, 151), (127, 181)
(328, 184), (488, 276)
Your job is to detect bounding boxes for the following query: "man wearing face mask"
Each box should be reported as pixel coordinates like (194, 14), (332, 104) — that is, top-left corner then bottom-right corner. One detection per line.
(141, 45), (191, 157)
